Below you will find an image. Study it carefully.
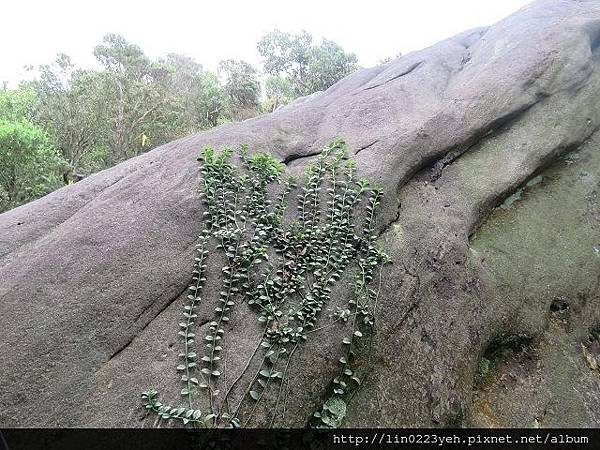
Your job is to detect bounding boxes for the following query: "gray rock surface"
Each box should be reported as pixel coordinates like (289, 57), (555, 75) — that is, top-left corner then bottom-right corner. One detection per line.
(1, 0), (600, 427)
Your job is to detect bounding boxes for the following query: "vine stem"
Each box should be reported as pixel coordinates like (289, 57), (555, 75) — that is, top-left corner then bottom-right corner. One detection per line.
(207, 252), (238, 423)
(184, 232), (213, 401)
(206, 173), (242, 424)
(349, 265), (385, 404)
(242, 350), (282, 427)
(229, 342), (276, 424)
(222, 348), (232, 417)
(304, 316), (345, 335)
(218, 323), (269, 424)
(269, 344), (298, 427)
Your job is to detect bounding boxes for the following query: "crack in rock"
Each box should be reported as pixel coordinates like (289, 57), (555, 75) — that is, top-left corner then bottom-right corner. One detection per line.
(105, 281), (193, 364)
(355, 139), (380, 155)
(282, 150), (323, 166)
(361, 61), (424, 92)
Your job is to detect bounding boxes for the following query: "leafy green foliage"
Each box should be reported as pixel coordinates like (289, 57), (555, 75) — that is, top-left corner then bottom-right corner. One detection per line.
(3, 35), (236, 195)
(190, 71), (228, 129)
(312, 397), (347, 428)
(142, 389), (204, 425)
(93, 34), (175, 162)
(258, 30), (359, 97)
(263, 75), (295, 112)
(0, 88), (37, 122)
(0, 119), (65, 212)
(1, 30), (362, 214)
(141, 139), (389, 428)
(29, 54), (109, 181)
(218, 60), (261, 120)
(312, 185), (391, 427)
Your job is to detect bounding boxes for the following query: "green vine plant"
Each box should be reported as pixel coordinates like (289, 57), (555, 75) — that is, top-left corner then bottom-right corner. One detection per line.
(141, 139), (391, 428)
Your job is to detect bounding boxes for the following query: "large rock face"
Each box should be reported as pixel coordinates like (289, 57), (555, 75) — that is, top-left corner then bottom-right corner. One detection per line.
(1, 0), (600, 427)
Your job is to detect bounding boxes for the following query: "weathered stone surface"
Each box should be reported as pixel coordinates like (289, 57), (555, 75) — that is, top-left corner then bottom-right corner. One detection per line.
(1, 0), (600, 427)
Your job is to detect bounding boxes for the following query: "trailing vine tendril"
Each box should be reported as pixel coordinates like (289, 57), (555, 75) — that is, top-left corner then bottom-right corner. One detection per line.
(141, 139), (390, 428)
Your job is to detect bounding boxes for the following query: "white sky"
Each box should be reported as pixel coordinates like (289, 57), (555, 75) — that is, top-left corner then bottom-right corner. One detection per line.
(1, 0), (532, 87)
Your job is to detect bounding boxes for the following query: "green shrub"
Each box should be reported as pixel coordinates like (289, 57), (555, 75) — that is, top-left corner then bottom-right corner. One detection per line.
(0, 119), (66, 212)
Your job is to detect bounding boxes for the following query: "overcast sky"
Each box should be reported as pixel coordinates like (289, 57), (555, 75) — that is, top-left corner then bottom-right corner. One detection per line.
(1, 0), (532, 87)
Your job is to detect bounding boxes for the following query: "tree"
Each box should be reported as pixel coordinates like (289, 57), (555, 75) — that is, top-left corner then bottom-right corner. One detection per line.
(24, 34), (235, 186)
(0, 119), (65, 212)
(93, 33), (172, 162)
(218, 59), (261, 120)
(195, 71), (228, 128)
(0, 87), (37, 122)
(263, 75), (294, 112)
(305, 39), (359, 93)
(159, 54), (227, 131)
(257, 30), (312, 94)
(0, 33), (275, 212)
(257, 30), (359, 97)
(93, 33), (154, 80)
(29, 55), (108, 181)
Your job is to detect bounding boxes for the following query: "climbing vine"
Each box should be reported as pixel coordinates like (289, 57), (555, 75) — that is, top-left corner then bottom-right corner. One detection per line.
(141, 139), (390, 428)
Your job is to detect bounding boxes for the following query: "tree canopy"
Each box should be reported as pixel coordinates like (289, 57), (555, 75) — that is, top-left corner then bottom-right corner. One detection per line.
(218, 59), (261, 120)
(0, 119), (64, 211)
(257, 30), (359, 97)
(0, 30), (360, 213)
